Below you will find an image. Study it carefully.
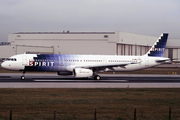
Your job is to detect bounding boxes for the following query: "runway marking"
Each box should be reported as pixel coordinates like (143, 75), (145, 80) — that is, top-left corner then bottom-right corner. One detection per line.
(33, 80), (128, 82)
(0, 76), (11, 79)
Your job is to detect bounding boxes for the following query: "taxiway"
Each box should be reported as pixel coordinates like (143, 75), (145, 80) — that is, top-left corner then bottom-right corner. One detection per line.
(0, 73), (180, 88)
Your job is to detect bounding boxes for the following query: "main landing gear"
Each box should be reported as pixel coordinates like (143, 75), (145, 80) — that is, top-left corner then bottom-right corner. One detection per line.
(21, 71), (25, 80)
(94, 75), (101, 80)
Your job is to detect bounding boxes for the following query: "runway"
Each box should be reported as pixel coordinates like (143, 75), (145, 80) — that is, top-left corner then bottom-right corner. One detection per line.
(0, 73), (180, 88)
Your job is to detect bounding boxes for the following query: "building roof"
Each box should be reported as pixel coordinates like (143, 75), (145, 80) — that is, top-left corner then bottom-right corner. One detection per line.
(14, 32), (115, 34)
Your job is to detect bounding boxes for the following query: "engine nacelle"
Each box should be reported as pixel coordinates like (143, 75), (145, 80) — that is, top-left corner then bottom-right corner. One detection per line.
(73, 68), (93, 78)
(57, 71), (73, 76)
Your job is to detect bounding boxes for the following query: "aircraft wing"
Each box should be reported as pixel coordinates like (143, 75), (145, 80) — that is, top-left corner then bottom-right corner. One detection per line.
(75, 62), (133, 71)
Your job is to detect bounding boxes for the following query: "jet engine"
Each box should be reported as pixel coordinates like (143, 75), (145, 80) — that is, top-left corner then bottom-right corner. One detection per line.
(73, 68), (93, 78)
(57, 71), (73, 76)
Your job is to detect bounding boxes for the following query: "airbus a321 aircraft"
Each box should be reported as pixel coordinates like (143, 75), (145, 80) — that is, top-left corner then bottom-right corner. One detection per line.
(1, 33), (170, 80)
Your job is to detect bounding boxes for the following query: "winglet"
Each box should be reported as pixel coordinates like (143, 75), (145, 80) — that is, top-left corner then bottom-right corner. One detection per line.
(145, 33), (168, 57)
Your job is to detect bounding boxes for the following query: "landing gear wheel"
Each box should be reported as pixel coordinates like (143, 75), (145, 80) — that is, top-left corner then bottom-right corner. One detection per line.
(94, 75), (101, 80)
(21, 76), (25, 80)
(21, 71), (25, 80)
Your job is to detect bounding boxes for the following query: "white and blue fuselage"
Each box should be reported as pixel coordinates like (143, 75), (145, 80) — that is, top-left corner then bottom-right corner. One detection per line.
(1, 54), (165, 71)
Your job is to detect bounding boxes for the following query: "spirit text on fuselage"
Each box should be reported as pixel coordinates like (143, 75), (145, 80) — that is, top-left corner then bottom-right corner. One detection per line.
(29, 61), (55, 66)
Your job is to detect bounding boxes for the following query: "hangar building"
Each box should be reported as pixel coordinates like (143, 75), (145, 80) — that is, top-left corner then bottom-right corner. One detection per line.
(0, 31), (180, 62)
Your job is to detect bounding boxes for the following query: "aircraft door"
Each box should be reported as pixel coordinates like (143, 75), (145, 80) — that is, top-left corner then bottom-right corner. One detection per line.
(22, 54), (28, 65)
(59, 55), (64, 66)
(144, 57), (149, 66)
(102, 58), (107, 64)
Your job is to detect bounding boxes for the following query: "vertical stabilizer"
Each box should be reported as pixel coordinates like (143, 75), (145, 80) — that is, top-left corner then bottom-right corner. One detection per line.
(146, 33), (168, 57)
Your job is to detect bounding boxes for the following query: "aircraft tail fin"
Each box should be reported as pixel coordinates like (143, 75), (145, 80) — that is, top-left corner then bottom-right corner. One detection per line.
(145, 33), (168, 57)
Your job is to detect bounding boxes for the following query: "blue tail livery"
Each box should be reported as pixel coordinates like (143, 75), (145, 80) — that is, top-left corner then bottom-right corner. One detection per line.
(146, 33), (168, 57)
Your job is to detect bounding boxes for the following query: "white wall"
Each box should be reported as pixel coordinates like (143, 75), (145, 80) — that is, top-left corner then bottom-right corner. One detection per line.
(116, 32), (157, 46)
(3, 32), (180, 60)
(8, 33), (116, 55)
(16, 45), (54, 54)
(0, 45), (16, 58)
(167, 39), (180, 48)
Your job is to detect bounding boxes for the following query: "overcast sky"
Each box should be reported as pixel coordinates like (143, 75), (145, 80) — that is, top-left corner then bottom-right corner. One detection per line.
(0, 0), (180, 42)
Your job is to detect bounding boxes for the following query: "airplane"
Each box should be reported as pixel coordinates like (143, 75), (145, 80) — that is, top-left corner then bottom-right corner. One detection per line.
(1, 33), (170, 80)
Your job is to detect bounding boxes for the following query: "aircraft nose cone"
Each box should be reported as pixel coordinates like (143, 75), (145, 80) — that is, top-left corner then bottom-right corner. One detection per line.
(1, 62), (8, 69)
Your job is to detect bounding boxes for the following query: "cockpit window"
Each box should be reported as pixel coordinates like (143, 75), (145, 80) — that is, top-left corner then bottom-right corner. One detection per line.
(7, 58), (17, 61)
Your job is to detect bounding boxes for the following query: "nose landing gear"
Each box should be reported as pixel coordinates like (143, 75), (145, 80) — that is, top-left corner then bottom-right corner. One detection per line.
(21, 71), (25, 80)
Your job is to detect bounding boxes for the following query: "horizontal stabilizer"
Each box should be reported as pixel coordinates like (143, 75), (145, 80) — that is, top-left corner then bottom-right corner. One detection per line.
(156, 58), (170, 63)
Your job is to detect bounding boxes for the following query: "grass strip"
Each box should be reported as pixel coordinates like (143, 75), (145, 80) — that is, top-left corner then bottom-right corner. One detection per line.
(0, 88), (180, 120)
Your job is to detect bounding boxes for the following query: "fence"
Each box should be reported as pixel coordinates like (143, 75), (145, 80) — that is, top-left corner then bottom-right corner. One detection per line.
(6, 107), (173, 120)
